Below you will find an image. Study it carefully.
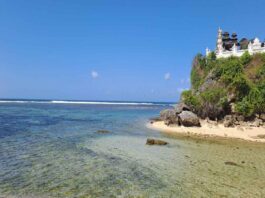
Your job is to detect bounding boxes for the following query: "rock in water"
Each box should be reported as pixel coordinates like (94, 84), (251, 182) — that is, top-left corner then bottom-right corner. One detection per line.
(224, 161), (240, 167)
(146, 138), (168, 145)
(97, 130), (111, 134)
(178, 111), (200, 127)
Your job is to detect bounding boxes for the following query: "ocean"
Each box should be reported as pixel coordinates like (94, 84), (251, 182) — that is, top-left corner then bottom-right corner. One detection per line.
(0, 100), (264, 197)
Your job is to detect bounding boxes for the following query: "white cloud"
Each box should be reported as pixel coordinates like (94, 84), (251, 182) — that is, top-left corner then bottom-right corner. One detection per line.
(91, 70), (99, 79)
(164, 72), (171, 80)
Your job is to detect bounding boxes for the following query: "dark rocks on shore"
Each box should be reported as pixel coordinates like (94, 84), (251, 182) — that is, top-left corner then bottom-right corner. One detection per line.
(260, 114), (265, 122)
(146, 138), (168, 145)
(178, 111), (201, 127)
(159, 103), (201, 127)
(224, 115), (234, 127)
(149, 117), (162, 122)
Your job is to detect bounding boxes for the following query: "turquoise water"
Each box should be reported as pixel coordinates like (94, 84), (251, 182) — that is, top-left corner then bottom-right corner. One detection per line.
(0, 102), (265, 197)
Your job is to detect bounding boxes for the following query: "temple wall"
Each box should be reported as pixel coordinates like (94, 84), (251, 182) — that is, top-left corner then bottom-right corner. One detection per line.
(215, 47), (265, 59)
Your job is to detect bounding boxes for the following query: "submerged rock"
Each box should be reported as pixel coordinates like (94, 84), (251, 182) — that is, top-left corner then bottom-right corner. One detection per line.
(146, 138), (168, 145)
(97, 130), (111, 134)
(178, 111), (200, 127)
(224, 161), (240, 167)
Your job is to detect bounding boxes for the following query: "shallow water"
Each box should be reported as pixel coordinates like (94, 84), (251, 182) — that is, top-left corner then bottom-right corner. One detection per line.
(0, 103), (265, 198)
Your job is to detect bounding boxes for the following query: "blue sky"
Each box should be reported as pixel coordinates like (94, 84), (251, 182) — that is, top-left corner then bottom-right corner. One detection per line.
(0, 0), (264, 102)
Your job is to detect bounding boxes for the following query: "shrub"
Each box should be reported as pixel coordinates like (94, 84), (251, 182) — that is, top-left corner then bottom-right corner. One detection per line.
(181, 90), (200, 112)
(219, 58), (243, 84)
(235, 87), (265, 117)
(190, 69), (203, 90)
(198, 88), (229, 119)
(240, 51), (252, 65)
(230, 75), (251, 100)
(235, 98), (254, 117)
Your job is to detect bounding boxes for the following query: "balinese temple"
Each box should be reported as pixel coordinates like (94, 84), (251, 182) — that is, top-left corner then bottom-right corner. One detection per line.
(206, 28), (265, 59)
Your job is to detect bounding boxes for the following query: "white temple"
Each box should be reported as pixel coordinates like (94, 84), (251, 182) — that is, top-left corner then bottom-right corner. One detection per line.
(206, 28), (265, 59)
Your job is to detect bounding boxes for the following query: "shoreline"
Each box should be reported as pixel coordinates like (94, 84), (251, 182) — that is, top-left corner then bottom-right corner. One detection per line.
(147, 120), (265, 143)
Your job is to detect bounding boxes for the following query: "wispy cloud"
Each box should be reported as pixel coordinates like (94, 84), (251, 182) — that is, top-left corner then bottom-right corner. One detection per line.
(91, 70), (99, 79)
(164, 72), (171, 80)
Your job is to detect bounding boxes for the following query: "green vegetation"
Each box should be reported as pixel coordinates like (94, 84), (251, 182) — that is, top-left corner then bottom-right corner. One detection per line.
(182, 52), (265, 119)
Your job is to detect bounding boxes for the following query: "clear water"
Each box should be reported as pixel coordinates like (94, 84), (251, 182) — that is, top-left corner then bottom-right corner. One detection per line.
(0, 102), (265, 198)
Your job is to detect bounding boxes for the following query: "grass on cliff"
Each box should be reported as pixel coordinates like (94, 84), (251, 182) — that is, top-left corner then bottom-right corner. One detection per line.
(182, 51), (265, 119)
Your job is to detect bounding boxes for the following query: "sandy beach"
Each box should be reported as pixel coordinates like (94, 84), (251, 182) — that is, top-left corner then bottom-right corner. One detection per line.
(148, 120), (265, 143)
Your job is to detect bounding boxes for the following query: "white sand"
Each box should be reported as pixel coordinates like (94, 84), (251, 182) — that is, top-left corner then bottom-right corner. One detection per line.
(147, 120), (265, 143)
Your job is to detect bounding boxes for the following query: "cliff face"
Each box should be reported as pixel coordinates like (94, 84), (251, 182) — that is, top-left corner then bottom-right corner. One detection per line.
(181, 52), (265, 121)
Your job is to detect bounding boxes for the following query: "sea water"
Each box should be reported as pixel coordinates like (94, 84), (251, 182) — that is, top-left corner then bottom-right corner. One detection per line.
(0, 101), (265, 198)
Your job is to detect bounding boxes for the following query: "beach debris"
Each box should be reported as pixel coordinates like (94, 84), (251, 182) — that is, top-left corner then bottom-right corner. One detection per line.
(97, 130), (111, 134)
(224, 161), (240, 167)
(146, 138), (168, 145)
(178, 111), (201, 127)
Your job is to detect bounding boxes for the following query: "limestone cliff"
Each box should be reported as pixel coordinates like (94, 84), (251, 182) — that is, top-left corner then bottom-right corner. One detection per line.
(181, 52), (265, 123)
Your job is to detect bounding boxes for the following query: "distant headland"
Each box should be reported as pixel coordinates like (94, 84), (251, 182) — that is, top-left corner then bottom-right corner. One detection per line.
(149, 28), (265, 142)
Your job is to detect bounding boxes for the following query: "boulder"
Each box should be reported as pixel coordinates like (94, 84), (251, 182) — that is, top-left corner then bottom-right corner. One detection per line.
(224, 115), (235, 127)
(178, 111), (200, 127)
(160, 109), (178, 125)
(146, 138), (168, 145)
(174, 103), (190, 114)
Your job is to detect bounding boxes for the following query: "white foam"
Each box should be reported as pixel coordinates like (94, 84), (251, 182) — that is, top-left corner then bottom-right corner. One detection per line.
(0, 100), (170, 106)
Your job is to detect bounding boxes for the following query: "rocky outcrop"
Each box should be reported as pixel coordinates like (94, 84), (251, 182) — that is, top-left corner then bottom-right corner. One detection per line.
(146, 138), (168, 145)
(175, 103), (190, 114)
(178, 111), (201, 127)
(158, 102), (201, 127)
(198, 71), (217, 93)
